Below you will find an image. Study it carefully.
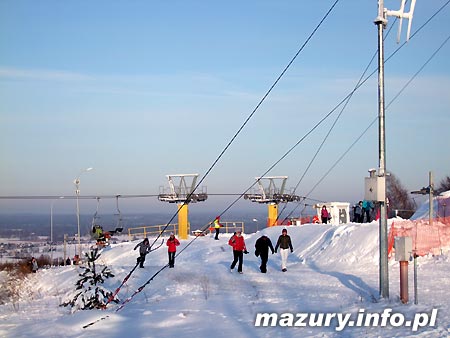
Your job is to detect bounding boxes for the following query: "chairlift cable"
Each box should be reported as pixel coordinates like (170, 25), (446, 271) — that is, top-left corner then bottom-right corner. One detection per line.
(282, 32), (450, 222)
(90, 1), (449, 316)
(144, 0), (342, 250)
(275, 17), (395, 223)
(113, 3), (345, 311)
(275, 3), (450, 222)
(275, 16), (401, 223)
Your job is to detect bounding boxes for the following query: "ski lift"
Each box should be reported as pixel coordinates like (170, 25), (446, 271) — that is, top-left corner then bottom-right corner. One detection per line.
(90, 196), (124, 248)
(91, 197), (107, 246)
(91, 197), (101, 227)
(111, 195), (124, 236)
(91, 198), (103, 237)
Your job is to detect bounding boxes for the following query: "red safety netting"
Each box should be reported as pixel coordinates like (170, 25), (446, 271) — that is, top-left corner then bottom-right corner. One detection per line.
(388, 217), (450, 258)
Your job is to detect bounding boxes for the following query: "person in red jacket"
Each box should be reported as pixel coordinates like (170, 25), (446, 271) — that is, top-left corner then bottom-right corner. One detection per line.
(167, 233), (180, 268)
(228, 230), (248, 274)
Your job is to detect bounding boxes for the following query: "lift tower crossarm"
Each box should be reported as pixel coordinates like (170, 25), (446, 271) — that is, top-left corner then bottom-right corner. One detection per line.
(158, 173), (208, 240)
(158, 174), (207, 203)
(244, 176), (301, 204)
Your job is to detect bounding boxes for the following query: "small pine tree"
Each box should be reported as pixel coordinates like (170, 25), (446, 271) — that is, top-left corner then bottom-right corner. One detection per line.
(61, 248), (118, 311)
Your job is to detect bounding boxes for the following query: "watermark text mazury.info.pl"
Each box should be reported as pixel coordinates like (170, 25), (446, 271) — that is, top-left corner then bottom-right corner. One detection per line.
(255, 308), (438, 332)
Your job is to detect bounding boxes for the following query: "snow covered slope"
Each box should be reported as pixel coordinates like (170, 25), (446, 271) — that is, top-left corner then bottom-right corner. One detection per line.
(411, 190), (450, 220)
(1, 222), (449, 337)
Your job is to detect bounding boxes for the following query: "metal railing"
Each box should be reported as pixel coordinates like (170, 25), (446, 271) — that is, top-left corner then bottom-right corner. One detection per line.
(128, 221), (245, 240)
(128, 223), (185, 240)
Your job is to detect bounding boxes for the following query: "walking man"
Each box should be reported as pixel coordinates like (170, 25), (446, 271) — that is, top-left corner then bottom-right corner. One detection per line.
(255, 235), (274, 273)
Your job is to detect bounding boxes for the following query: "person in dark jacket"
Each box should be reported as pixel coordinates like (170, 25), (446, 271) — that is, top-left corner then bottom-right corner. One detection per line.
(255, 235), (274, 273)
(274, 228), (294, 272)
(354, 201), (363, 223)
(166, 233), (180, 268)
(31, 257), (38, 273)
(134, 238), (150, 268)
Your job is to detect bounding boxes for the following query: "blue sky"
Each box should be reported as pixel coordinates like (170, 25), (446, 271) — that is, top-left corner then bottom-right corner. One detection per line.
(1, 0), (449, 215)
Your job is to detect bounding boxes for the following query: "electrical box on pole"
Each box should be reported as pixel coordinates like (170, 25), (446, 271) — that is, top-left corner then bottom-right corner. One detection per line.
(395, 236), (413, 262)
(158, 174), (208, 240)
(364, 169), (386, 202)
(394, 236), (413, 304)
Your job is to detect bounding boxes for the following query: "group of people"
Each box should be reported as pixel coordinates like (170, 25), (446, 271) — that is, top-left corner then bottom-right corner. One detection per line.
(228, 228), (294, 274)
(134, 233), (180, 268)
(132, 225), (295, 274)
(318, 201), (376, 225)
(353, 200), (375, 223)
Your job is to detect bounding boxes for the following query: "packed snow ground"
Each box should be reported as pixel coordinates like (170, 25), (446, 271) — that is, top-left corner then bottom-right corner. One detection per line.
(1, 221), (449, 338)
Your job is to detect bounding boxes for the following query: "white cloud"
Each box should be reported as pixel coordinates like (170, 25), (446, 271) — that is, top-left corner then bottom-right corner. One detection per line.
(0, 67), (92, 81)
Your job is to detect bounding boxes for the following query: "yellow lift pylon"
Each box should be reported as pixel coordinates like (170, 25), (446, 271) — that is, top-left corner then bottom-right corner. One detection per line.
(177, 203), (189, 239)
(267, 203), (278, 227)
(244, 176), (300, 227)
(158, 174), (207, 239)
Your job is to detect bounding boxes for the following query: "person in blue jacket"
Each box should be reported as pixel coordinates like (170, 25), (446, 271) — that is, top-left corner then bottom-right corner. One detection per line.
(362, 200), (374, 222)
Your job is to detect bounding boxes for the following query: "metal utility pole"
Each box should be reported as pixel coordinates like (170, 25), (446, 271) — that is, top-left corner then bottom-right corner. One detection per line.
(374, 0), (389, 300)
(429, 171), (434, 226)
(63, 234), (68, 263)
(74, 167), (93, 259)
(373, 0), (416, 299)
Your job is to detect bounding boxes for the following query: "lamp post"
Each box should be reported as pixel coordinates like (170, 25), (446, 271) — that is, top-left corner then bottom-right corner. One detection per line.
(74, 167), (93, 260)
(50, 196), (64, 266)
(252, 218), (259, 232)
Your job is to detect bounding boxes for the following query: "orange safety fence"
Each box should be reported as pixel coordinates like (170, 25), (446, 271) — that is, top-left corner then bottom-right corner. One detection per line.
(300, 216), (312, 224)
(267, 219), (293, 226)
(298, 216), (321, 224)
(388, 216), (450, 258)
